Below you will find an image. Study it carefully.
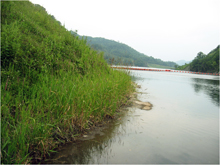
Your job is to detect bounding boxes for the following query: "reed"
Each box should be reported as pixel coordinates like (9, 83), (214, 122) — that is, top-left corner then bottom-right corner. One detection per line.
(1, 66), (133, 164)
(1, 1), (134, 163)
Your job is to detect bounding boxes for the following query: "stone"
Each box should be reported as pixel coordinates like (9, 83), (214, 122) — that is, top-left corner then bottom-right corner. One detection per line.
(133, 100), (152, 110)
(142, 105), (152, 110)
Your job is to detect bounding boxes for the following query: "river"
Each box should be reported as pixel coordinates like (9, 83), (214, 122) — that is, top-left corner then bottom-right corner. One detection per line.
(44, 69), (219, 164)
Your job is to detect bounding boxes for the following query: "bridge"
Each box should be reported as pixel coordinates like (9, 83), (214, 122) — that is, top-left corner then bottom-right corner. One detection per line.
(111, 66), (220, 76)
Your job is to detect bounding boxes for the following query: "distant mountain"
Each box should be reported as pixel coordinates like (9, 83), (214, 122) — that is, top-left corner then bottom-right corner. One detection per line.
(177, 45), (219, 73)
(70, 32), (177, 68)
(175, 60), (191, 66)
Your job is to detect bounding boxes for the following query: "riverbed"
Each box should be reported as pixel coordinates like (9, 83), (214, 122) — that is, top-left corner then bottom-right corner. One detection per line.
(44, 70), (219, 164)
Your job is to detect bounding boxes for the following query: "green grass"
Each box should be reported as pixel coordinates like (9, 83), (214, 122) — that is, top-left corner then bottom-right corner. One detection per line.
(1, 68), (133, 164)
(1, 1), (134, 163)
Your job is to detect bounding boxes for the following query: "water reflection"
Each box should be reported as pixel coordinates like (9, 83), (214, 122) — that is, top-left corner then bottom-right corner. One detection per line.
(44, 71), (219, 164)
(191, 78), (219, 106)
(44, 109), (133, 164)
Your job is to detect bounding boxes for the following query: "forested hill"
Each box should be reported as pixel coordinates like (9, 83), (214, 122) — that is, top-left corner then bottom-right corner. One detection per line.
(72, 33), (177, 68)
(177, 45), (219, 73)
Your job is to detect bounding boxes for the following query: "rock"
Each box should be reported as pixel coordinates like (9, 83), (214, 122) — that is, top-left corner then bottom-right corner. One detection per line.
(142, 105), (152, 110)
(129, 87), (152, 110)
(133, 100), (152, 110)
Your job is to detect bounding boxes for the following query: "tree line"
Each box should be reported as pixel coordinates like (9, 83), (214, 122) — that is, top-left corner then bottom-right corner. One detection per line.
(176, 45), (219, 73)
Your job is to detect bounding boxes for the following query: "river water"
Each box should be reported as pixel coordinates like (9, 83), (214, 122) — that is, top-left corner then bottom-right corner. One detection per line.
(45, 70), (219, 164)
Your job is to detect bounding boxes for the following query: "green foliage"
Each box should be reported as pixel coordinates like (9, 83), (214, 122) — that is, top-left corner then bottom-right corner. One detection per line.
(176, 63), (190, 70)
(71, 33), (177, 68)
(1, 1), (134, 164)
(177, 45), (219, 73)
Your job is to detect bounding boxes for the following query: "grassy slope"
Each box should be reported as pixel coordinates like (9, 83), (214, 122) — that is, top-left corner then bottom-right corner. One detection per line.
(1, 1), (134, 164)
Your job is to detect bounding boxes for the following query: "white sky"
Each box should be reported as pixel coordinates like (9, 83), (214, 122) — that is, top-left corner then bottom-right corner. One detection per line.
(30, 0), (219, 62)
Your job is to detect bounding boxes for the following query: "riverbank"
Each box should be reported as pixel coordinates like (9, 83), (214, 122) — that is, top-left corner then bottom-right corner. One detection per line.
(1, 1), (135, 164)
(37, 70), (219, 164)
(31, 81), (137, 164)
(2, 67), (135, 164)
(40, 82), (152, 164)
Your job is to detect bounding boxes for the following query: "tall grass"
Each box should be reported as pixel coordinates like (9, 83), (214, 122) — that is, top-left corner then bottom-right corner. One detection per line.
(1, 1), (134, 164)
(1, 67), (133, 164)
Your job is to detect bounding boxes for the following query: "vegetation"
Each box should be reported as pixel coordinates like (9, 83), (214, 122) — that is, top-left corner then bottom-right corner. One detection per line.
(175, 63), (190, 70)
(1, 1), (134, 164)
(175, 60), (191, 66)
(176, 45), (219, 73)
(70, 33), (177, 68)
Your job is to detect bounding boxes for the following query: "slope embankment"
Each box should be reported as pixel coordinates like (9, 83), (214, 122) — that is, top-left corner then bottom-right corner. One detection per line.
(1, 1), (134, 164)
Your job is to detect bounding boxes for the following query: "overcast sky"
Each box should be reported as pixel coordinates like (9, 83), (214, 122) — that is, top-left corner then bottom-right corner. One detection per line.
(30, 0), (219, 62)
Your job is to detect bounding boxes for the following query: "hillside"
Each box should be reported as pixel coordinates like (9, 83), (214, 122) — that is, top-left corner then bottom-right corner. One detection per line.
(175, 60), (191, 66)
(1, 1), (134, 164)
(70, 32), (177, 68)
(177, 45), (219, 73)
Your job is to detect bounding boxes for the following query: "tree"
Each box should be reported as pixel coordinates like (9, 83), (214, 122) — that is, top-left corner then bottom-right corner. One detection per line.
(174, 64), (179, 69)
(196, 52), (206, 60)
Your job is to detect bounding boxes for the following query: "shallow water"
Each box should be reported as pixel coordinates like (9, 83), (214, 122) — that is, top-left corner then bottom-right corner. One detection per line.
(45, 70), (219, 164)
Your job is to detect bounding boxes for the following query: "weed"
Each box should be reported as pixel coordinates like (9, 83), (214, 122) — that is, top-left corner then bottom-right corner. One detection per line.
(1, 1), (134, 164)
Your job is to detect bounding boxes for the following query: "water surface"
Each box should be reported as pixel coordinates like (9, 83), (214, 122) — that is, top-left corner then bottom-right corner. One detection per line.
(45, 70), (219, 164)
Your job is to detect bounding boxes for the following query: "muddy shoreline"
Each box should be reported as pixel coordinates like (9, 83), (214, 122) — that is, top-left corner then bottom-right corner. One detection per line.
(39, 83), (152, 164)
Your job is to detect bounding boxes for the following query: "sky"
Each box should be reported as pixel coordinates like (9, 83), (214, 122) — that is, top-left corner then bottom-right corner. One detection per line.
(30, 0), (220, 62)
